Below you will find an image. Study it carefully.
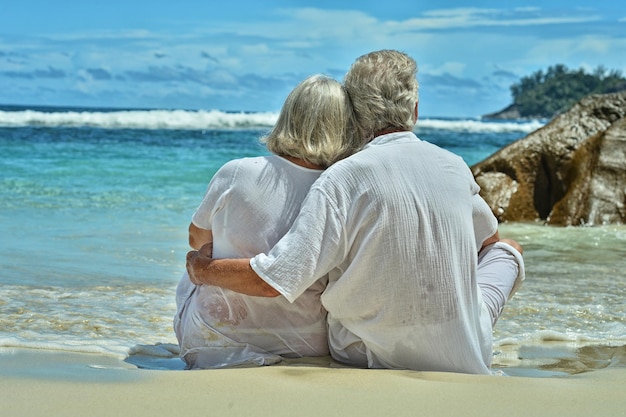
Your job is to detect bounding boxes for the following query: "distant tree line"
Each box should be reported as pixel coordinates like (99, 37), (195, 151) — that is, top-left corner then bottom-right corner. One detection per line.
(510, 64), (626, 118)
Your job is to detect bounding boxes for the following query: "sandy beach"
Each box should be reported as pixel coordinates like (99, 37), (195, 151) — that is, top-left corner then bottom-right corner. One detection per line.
(2, 347), (625, 417)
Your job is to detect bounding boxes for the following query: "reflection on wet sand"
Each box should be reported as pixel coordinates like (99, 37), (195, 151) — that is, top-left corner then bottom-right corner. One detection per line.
(494, 343), (626, 377)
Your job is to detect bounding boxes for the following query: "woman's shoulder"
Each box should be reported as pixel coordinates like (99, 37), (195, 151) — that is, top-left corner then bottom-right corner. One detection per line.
(217, 155), (272, 174)
(213, 156), (287, 188)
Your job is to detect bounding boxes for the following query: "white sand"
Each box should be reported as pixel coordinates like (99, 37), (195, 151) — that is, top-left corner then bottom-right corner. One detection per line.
(1, 348), (625, 417)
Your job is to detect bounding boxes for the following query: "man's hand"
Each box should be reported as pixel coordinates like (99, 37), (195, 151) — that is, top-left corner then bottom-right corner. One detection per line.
(198, 242), (213, 257)
(187, 242), (215, 285)
(186, 250), (208, 285)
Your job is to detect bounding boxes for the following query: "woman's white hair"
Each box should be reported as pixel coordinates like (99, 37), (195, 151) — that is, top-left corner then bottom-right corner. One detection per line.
(262, 74), (363, 168)
(343, 50), (419, 140)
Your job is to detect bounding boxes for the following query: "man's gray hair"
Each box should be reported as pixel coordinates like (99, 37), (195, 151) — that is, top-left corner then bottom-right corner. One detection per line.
(262, 74), (363, 168)
(344, 50), (419, 140)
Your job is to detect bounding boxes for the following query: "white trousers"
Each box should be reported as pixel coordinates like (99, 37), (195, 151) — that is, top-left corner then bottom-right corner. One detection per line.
(477, 241), (525, 326)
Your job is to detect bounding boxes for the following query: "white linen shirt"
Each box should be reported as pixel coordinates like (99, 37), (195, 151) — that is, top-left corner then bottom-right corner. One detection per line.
(251, 132), (498, 374)
(175, 155), (329, 368)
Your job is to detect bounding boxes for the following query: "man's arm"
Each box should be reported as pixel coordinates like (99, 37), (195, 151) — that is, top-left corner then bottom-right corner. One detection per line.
(188, 223), (213, 250)
(186, 250), (280, 297)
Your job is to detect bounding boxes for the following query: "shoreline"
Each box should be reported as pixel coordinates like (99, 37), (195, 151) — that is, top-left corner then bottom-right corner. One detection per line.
(2, 347), (625, 417)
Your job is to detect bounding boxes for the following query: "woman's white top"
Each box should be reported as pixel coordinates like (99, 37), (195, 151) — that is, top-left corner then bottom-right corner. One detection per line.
(175, 155), (328, 368)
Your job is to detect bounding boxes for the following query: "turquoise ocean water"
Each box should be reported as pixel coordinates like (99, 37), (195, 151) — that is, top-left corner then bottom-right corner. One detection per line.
(1, 106), (624, 375)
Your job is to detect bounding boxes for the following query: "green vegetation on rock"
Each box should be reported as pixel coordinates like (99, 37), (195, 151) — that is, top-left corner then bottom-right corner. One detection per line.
(485, 65), (626, 119)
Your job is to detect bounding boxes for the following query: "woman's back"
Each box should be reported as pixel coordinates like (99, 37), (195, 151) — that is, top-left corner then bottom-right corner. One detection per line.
(175, 155), (329, 368)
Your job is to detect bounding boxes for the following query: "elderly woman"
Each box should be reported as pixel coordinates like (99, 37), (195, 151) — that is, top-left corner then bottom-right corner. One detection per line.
(174, 75), (363, 369)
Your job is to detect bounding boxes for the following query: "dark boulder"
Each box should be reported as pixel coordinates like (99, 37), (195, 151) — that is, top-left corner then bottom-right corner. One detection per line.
(472, 92), (626, 225)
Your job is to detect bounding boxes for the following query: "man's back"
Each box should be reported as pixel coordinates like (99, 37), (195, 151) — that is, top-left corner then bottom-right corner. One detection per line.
(252, 132), (496, 374)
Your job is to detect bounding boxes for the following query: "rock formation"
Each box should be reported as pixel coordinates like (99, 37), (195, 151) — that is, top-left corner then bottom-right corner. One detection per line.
(472, 92), (626, 226)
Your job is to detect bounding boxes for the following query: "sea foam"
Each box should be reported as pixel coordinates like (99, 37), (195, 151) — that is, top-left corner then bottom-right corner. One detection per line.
(0, 107), (545, 132)
(0, 109), (279, 130)
(417, 118), (545, 134)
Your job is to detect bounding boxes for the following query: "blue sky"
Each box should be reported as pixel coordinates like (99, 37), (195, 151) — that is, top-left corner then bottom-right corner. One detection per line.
(1, 1), (625, 117)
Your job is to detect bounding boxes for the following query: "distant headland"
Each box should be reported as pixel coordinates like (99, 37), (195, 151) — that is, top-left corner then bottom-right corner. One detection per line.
(483, 64), (626, 120)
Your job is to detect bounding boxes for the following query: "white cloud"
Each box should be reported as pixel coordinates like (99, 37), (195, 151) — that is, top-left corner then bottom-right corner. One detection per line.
(513, 7), (540, 13)
(575, 36), (613, 54)
(42, 29), (159, 42)
(423, 62), (467, 77)
(398, 7), (600, 31)
(238, 43), (272, 56)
